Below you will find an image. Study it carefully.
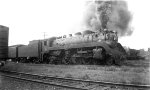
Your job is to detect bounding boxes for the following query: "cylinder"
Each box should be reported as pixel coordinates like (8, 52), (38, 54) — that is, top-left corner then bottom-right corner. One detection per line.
(0, 25), (9, 59)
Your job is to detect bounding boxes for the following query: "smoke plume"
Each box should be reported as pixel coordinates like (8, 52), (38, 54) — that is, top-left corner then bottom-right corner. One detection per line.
(82, 0), (132, 37)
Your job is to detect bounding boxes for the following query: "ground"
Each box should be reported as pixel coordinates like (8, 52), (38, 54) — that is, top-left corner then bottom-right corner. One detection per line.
(0, 59), (150, 85)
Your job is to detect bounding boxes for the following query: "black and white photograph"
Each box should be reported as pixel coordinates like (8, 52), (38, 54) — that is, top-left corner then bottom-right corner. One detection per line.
(0, 0), (150, 90)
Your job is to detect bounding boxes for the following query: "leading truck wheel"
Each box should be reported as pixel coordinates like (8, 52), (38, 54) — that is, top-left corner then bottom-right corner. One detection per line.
(114, 55), (124, 66)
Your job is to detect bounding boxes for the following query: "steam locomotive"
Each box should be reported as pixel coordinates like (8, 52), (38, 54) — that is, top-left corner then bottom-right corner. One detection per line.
(8, 30), (127, 65)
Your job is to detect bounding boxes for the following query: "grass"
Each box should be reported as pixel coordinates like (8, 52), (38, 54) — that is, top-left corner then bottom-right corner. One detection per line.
(64, 74), (73, 78)
(124, 59), (150, 67)
(1, 61), (150, 85)
(80, 74), (91, 80)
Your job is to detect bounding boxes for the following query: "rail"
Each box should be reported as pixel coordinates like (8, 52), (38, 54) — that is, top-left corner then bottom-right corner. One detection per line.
(0, 70), (150, 90)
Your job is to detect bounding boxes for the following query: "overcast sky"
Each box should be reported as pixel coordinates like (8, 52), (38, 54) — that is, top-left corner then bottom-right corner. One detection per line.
(0, 0), (150, 50)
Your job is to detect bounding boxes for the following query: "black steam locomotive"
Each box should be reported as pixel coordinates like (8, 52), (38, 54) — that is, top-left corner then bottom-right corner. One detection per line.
(8, 30), (127, 65)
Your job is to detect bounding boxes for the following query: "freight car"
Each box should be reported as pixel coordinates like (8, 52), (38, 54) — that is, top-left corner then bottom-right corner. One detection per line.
(8, 29), (126, 65)
(126, 49), (145, 60)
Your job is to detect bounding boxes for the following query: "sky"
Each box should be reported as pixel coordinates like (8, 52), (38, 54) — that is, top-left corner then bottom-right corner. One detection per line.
(0, 0), (150, 50)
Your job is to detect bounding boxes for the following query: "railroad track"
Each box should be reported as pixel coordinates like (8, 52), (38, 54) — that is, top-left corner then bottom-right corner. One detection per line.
(0, 70), (150, 90)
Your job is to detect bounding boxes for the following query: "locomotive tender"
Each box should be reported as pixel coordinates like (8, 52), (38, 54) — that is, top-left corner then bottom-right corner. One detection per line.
(9, 29), (126, 65)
